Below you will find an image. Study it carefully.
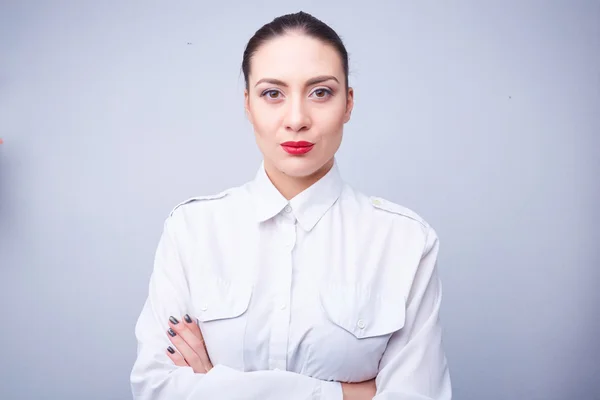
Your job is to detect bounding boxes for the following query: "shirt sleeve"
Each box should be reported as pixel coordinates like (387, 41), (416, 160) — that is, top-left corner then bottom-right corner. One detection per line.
(373, 227), (452, 399)
(130, 215), (343, 400)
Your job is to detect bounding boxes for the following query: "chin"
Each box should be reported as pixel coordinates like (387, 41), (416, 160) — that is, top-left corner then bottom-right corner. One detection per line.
(276, 157), (327, 178)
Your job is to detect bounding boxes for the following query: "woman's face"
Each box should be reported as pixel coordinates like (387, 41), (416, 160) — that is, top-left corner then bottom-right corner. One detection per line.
(245, 32), (353, 179)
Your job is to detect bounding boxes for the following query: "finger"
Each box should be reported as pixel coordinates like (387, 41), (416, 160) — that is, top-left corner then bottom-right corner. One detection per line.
(166, 346), (188, 367)
(183, 316), (209, 350)
(169, 316), (212, 371)
(182, 314), (213, 369)
(166, 326), (205, 373)
(183, 314), (202, 336)
(168, 319), (211, 373)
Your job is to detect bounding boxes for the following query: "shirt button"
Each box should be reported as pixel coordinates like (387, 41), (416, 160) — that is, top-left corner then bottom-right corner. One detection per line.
(201, 304), (208, 311)
(284, 205), (292, 213)
(357, 319), (366, 329)
(280, 303), (287, 310)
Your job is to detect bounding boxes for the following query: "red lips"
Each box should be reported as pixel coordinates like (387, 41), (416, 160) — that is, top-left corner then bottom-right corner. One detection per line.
(280, 141), (314, 155)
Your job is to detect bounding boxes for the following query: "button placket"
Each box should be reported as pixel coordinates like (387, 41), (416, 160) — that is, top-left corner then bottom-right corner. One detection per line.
(268, 215), (295, 371)
(281, 209), (297, 248)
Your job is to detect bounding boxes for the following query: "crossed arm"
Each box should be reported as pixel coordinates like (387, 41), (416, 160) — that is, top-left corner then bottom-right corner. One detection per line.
(130, 216), (451, 399)
(163, 313), (376, 400)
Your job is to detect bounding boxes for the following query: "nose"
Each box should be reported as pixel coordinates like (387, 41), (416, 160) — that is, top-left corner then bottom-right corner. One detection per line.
(283, 98), (311, 132)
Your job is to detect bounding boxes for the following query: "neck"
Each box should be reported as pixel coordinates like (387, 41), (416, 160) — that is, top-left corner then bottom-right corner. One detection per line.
(264, 158), (334, 200)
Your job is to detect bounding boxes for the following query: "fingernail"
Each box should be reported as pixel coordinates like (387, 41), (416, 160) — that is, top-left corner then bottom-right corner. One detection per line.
(167, 346), (175, 354)
(168, 328), (176, 337)
(184, 314), (192, 323)
(169, 316), (179, 324)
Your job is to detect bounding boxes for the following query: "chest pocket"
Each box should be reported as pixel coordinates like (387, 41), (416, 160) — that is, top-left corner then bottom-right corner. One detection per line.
(308, 283), (406, 382)
(194, 277), (252, 321)
(191, 276), (253, 370)
(319, 283), (406, 339)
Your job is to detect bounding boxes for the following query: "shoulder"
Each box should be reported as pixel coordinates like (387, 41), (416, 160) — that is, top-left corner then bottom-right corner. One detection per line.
(342, 185), (430, 229)
(159, 185), (251, 243)
(366, 194), (432, 234)
(169, 189), (231, 217)
(367, 194), (439, 252)
(167, 183), (250, 219)
(368, 196), (427, 226)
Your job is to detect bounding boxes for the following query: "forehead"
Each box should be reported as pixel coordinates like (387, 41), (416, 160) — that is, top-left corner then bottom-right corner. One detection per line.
(249, 33), (344, 83)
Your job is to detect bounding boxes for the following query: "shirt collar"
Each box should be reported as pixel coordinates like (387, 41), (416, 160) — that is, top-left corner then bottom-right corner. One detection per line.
(250, 160), (344, 232)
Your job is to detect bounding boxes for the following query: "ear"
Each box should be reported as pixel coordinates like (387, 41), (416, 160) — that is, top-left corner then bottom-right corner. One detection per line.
(343, 87), (354, 123)
(244, 89), (253, 125)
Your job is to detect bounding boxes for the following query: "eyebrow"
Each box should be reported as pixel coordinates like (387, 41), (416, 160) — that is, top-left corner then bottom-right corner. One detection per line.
(254, 75), (339, 88)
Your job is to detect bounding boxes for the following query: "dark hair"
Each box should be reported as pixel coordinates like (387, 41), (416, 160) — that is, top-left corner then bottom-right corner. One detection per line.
(241, 11), (349, 90)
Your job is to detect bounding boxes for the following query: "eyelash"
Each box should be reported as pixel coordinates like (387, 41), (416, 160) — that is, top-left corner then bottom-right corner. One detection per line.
(260, 88), (334, 100)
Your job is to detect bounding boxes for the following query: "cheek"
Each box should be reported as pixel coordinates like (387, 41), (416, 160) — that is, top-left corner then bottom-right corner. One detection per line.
(249, 103), (280, 137)
(314, 104), (346, 133)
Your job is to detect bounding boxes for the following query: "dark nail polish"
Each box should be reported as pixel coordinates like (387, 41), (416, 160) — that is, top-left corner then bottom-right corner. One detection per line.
(169, 316), (179, 324)
(167, 346), (175, 354)
(168, 328), (176, 337)
(184, 314), (192, 323)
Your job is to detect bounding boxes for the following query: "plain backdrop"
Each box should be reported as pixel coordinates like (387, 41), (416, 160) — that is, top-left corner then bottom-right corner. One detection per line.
(1, 1), (598, 399)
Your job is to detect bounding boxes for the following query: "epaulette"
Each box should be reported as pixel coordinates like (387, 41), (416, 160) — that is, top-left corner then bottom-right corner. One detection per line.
(169, 191), (229, 217)
(369, 196), (427, 228)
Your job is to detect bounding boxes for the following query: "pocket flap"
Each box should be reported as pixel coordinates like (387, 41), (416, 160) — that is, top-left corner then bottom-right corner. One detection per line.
(193, 277), (252, 322)
(319, 283), (406, 339)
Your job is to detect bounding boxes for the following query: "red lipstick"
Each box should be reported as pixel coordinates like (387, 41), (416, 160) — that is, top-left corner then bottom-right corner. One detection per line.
(281, 141), (314, 155)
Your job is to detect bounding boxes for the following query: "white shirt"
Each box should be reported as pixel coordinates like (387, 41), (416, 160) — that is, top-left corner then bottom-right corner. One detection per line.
(130, 161), (452, 399)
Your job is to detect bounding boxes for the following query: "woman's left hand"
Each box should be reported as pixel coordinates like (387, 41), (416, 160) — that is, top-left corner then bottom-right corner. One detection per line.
(165, 314), (213, 373)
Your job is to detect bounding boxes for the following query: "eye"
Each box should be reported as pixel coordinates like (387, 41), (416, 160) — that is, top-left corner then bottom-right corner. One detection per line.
(261, 89), (283, 100)
(311, 88), (333, 99)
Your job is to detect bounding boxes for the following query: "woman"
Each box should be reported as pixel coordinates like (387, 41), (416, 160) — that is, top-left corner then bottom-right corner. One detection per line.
(130, 11), (451, 400)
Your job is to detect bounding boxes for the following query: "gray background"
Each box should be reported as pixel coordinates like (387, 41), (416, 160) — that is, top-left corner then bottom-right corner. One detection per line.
(1, 1), (598, 399)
